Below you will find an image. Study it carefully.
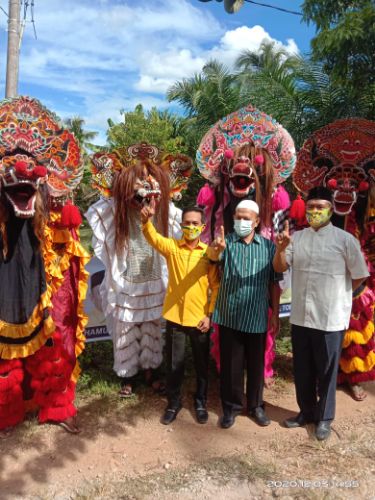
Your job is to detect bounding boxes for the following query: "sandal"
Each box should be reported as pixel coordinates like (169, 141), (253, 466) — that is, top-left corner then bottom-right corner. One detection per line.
(349, 383), (367, 401)
(264, 377), (275, 389)
(144, 369), (166, 395)
(119, 384), (135, 398)
(55, 417), (81, 434)
(0, 427), (13, 439)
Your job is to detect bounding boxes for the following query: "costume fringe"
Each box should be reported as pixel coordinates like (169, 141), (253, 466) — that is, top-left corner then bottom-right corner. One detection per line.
(25, 332), (76, 423)
(339, 351), (375, 374)
(338, 214), (375, 384)
(0, 359), (25, 430)
(342, 321), (374, 348)
(337, 367), (375, 385)
(43, 211), (89, 363)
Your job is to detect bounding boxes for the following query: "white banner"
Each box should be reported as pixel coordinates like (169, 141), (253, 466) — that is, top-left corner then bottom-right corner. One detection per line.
(83, 258), (292, 342)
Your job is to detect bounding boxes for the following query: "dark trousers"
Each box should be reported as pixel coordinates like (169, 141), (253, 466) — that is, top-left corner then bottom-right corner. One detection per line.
(166, 320), (210, 409)
(219, 325), (266, 415)
(291, 324), (344, 422)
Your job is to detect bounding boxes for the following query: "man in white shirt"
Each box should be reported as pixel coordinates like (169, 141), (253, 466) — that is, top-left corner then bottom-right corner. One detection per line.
(273, 187), (369, 440)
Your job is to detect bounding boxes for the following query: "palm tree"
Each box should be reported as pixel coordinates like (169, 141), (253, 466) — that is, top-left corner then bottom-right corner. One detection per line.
(167, 40), (374, 157)
(64, 116), (99, 157)
(63, 116), (100, 212)
(235, 41), (374, 147)
(167, 61), (241, 149)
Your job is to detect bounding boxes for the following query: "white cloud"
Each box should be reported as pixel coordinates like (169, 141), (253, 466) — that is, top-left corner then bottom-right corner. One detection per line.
(208, 25), (299, 67)
(0, 1), (299, 140)
(134, 25), (299, 94)
(135, 49), (206, 93)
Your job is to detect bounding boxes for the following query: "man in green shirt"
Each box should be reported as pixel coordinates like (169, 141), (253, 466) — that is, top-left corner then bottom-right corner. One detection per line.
(209, 199), (281, 429)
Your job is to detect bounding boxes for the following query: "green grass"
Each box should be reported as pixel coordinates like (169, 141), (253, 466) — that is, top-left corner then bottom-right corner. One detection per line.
(77, 319), (293, 400)
(79, 220), (93, 253)
(77, 341), (118, 396)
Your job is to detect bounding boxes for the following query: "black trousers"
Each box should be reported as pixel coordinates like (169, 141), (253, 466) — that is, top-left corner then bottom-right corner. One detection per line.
(166, 320), (210, 409)
(219, 325), (266, 415)
(291, 324), (344, 422)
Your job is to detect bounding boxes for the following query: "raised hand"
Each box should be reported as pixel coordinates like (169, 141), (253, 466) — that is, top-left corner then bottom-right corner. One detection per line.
(140, 197), (156, 224)
(275, 220), (291, 251)
(210, 225), (226, 253)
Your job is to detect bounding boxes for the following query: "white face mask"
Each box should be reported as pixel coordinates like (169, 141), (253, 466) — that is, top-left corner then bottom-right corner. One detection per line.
(234, 219), (254, 238)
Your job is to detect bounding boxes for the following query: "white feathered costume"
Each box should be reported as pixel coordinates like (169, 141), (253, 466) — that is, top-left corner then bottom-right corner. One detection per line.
(85, 144), (193, 378)
(86, 199), (181, 376)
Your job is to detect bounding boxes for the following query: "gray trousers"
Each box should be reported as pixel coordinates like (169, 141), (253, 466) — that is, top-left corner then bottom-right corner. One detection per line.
(291, 324), (344, 422)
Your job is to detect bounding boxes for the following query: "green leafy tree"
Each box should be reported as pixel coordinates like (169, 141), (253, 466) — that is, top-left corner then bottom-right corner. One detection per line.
(63, 116), (99, 158)
(235, 41), (373, 147)
(64, 116), (100, 213)
(302, 0), (375, 98)
(107, 104), (187, 154)
(106, 104), (200, 207)
(167, 61), (241, 151)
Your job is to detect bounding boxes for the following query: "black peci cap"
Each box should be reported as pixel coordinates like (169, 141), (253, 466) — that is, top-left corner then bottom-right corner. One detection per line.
(306, 186), (333, 204)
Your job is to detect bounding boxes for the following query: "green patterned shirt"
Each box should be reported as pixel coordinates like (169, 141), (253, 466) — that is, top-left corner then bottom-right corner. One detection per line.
(212, 232), (281, 333)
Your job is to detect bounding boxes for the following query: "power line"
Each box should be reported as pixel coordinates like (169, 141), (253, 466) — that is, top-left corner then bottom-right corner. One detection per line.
(245, 0), (302, 16)
(198, 0), (302, 16)
(31, 0), (37, 39)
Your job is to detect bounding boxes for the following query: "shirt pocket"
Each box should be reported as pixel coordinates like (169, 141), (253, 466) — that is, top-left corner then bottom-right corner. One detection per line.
(319, 249), (346, 275)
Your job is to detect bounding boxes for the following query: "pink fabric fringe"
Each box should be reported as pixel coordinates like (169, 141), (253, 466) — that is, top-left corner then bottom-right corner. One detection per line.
(272, 185), (290, 212)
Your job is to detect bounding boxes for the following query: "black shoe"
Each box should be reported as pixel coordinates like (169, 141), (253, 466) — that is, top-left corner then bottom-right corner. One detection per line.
(249, 407), (271, 427)
(161, 405), (182, 425)
(284, 413), (311, 428)
(195, 407), (208, 424)
(315, 421), (331, 441)
(220, 413), (236, 429)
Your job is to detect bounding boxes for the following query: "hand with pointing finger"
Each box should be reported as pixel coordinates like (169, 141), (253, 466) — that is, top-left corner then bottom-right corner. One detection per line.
(275, 220), (291, 251)
(211, 225), (226, 252)
(207, 226), (226, 261)
(140, 197), (156, 224)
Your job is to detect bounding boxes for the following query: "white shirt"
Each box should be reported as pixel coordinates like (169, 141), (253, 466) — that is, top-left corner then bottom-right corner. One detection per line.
(285, 223), (369, 331)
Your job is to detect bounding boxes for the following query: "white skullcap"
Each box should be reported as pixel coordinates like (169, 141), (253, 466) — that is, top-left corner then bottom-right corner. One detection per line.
(236, 199), (259, 215)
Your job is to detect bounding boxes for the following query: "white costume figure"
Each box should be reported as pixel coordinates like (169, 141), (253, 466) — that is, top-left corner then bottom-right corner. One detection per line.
(85, 144), (193, 383)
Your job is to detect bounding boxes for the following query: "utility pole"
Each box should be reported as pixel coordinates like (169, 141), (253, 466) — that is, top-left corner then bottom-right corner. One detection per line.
(5, 0), (21, 98)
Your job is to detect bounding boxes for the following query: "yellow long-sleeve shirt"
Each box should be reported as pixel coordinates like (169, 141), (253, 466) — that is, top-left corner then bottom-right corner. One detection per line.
(142, 220), (220, 327)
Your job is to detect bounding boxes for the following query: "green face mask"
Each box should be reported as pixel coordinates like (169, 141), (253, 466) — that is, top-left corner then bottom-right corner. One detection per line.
(306, 207), (332, 228)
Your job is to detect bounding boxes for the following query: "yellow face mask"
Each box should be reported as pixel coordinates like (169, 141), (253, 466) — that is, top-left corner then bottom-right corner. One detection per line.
(181, 225), (204, 241)
(306, 207), (332, 228)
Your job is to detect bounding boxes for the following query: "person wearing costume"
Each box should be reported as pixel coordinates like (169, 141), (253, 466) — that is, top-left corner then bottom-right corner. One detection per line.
(85, 144), (193, 396)
(196, 104), (296, 385)
(208, 200), (281, 429)
(0, 96), (89, 434)
(141, 203), (219, 425)
(292, 119), (375, 401)
(274, 187), (369, 440)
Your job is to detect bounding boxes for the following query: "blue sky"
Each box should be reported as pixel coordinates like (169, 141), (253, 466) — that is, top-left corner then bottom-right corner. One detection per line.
(0, 0), (316, 144)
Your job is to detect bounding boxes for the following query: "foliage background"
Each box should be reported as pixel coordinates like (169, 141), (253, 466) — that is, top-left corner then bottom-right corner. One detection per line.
(65, 1), (374, 232)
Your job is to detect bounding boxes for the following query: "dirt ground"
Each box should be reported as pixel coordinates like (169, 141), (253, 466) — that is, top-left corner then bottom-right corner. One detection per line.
(1, 375), (374, 500)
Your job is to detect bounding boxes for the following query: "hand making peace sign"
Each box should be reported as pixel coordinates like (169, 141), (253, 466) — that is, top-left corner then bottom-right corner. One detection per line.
(275, 220), (291, 251)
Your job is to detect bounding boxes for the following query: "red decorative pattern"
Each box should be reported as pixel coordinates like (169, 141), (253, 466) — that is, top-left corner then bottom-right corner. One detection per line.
(294, 119), (375, 386)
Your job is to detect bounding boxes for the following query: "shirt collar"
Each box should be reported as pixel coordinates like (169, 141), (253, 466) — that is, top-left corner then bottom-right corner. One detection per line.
(308, 222), (333, 235)
(232, 232), (261, 244)
(177, 238), (206, 250)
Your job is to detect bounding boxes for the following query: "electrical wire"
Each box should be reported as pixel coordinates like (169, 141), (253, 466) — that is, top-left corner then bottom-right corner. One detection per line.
(0, 5), (8, 17)
(245, 0), (302, 16)
(31, 0), (37, 39)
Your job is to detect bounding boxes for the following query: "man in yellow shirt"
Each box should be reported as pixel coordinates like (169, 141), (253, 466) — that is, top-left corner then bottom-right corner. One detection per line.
(141, 201), (219, 425)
